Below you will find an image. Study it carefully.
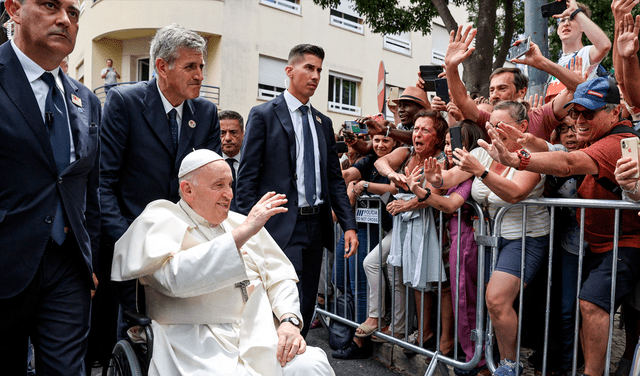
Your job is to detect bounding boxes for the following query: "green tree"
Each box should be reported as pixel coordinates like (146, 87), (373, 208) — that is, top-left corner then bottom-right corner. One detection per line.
(314, 0), (524, 97)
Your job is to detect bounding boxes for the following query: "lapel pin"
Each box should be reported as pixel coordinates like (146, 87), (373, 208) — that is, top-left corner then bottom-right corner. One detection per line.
(71, 94), (83, 107)
(316, 115), (322, 124)
(188, 120), (196, 128)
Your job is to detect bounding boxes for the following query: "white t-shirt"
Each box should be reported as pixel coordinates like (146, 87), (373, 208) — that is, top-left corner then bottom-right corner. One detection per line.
(470, 147), (550, 239)
(546, 45), (600, 101)
(102, 67), (118, 85)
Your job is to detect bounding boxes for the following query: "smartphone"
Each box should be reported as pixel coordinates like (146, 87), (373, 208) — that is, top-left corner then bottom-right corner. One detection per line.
(510, 36), (531, 60)
(380, 191), (397, 206)
(389, 87), (400, 101)
(435, 78), (450, 104)
(420, 65), (444, 92)
(621, 137), (640, 179)
(345, 121), (368, 134)
(336, 141), (348, 154)
(450, 126), (463, 162)
(541, 1), (567, 18)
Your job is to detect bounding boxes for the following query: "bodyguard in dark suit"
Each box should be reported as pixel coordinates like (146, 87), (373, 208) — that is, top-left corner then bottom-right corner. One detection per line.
(0, 0), (101, 374)
(100, 24), (220, 332)
(237, 44), (358, 337)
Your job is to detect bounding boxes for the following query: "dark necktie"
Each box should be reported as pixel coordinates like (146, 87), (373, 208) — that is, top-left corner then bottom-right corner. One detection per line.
(168, 108), (179, 148)
(41, 72), (70, 245)
(298, 105), (317, 206)
(226, 158), (237, 198)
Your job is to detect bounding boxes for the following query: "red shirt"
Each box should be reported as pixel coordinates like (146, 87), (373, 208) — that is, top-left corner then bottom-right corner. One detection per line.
(578, 120), (640, 253)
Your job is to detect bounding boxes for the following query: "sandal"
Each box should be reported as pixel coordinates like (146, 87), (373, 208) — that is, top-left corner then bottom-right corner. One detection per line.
(354, 322), (378, 338)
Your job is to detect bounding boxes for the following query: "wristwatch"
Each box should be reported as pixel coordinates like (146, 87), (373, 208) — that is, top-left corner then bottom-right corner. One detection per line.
(281, 316), (301, 328)
(516, 149), (531, 171)
(418, 187), (432, 202)
(363, 181), (370, 194)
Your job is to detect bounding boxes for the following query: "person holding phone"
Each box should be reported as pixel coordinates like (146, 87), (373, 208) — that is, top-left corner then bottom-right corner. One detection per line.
(374, 110), (453, 357)
(332, 133), (399, 359)
(406, 121), (489, 375)
(101, 58), (121, 93)
(424, 101), (550, 376)
(545, 0), (611, 103)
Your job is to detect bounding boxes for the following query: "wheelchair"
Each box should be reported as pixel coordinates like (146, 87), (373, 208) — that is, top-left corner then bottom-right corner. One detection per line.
(103, 279), (154, 376)
(102, 310), (154, 376)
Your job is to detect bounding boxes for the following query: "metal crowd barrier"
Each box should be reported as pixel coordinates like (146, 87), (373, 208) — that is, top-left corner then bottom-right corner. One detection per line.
(315, 195), (640, 376)
(485, 197), (640, 376)
(315, 195), (489, 376)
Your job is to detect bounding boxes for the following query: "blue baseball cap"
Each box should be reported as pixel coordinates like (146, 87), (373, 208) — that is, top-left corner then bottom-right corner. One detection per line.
(564, 77), (620, 110)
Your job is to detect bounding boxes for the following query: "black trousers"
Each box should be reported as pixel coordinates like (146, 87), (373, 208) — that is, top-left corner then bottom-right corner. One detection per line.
(284, 213), (324, 338)
(0, 237), (91, 376)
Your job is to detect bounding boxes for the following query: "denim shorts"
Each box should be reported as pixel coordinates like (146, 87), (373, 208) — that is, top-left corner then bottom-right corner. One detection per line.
(485, 235), (549, 285)
(579, 246), (640, 312)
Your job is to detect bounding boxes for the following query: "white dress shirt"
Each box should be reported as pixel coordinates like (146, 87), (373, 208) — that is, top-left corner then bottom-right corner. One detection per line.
(157, 80), (185, 142)
(11, 40), (76, 163)
(283, 90), (322, 207)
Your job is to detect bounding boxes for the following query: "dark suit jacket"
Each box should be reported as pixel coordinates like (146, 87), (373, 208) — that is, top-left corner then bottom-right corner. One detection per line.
(0, 42), (101, 299)
(236, 93), (357, 255)
(100, 79), (221, 245)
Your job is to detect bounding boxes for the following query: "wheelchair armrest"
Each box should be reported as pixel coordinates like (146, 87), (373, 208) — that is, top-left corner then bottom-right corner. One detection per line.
(123, 310), (152, 327)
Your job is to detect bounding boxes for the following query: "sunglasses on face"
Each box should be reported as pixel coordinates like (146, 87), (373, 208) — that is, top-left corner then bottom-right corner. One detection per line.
(558, 124), (576, 134)
(568, 106), (605, 121)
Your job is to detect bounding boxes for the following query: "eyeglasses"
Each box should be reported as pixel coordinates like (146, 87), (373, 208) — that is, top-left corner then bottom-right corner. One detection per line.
(558, 124), (576, 134)
(557, 17), (570, 25)
(568, 106), (605, 121)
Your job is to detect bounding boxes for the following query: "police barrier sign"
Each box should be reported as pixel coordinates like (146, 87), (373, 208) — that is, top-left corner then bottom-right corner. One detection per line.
(355, 208), (379, 224)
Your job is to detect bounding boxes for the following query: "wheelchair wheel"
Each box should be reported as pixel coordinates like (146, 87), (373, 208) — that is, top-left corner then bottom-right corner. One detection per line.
(103, 340), (143, 376)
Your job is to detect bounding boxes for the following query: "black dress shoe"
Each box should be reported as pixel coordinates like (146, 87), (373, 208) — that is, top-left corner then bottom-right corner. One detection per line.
(332, 340), (372, 360)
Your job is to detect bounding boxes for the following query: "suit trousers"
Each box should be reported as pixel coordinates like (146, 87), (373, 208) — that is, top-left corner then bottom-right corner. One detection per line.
(0, 236), (91, 376)
(285, 213), (324, 338)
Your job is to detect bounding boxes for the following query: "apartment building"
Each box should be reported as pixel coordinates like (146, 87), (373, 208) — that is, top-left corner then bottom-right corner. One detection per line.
(69, 0), (469, 130)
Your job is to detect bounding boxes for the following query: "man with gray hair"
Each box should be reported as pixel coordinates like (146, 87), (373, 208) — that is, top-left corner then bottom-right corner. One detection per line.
(100, 23), (221, 338)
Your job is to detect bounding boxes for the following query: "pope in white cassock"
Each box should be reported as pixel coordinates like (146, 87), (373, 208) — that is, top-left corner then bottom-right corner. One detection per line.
(111, 149), (334, 376)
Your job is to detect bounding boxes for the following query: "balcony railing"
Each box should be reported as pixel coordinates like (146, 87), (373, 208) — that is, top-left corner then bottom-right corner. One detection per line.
(93, 81), (220, 106)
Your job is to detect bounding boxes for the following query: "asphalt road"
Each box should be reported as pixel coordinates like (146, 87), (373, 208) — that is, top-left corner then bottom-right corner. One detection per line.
(91, 324), (404, 376)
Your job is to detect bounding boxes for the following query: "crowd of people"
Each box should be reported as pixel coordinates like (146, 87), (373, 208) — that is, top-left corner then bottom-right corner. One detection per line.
(4, 0), (640, 375)
(323, 2), (640, 376)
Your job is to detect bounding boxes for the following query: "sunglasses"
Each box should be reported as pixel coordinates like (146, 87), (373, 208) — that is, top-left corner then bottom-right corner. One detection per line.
(558, 125), (576, 134)
(568, 106), (605, 121)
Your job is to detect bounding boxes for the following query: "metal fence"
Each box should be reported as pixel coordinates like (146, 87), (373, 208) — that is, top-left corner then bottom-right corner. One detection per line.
(315, 195), (640, 376)
(93, 82), (220, 106)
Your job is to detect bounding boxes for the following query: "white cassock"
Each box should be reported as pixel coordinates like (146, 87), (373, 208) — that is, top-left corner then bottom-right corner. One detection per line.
(111, 199), (334, 376)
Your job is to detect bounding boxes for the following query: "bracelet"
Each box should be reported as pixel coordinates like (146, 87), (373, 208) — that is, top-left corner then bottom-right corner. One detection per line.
(432, 177), (444, 189)
(418, 187), (432, 202)
(569, 8), (583, 21)
(478, 169), (489, 181)
(622, 180), (640, 195)
(384, 126), (391, 138)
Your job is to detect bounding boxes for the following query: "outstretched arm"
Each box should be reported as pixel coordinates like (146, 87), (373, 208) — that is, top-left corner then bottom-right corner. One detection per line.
(445, 25), (480, 123)
(618, 14), (640, 108)
(554, 0), (611, 65)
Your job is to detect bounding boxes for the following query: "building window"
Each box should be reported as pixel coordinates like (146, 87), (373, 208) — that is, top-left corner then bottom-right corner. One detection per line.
(260, 0), (301, 15)
(258, 55), (288, 101)
(329, 0), (363, 34)
(328, 72), (361, 116)
(385, 85), (404, 121)
(431, 24), (449, 65)
(383, 32), (411, 56)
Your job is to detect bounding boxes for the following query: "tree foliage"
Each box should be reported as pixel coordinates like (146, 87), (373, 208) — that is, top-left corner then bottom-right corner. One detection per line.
(313, 0), (520, 97)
